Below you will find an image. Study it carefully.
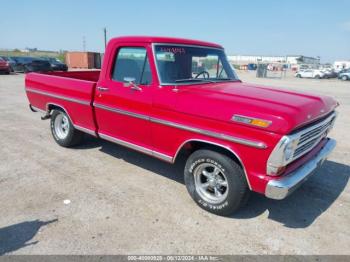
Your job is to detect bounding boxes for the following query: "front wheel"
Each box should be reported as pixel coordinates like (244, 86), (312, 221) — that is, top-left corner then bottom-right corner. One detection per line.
(50, 109), (84, 147)
(342, 75), (348, 81)
(184, 149), (250, 216)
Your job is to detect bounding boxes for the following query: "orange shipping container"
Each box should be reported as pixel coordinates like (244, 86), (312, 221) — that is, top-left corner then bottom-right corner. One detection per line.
(65, 52), (100, 69)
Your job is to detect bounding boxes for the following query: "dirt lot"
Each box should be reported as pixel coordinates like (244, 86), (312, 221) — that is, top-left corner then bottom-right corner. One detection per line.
(0, 72), (349, 255)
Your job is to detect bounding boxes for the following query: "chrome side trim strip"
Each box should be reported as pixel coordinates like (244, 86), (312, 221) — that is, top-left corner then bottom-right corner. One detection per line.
(26, 88), (90, 106)
(94, 102), (267, 149)
(150, 117), (267, 149)
(100, 133), (152, 155)
(99, 132), (173, 162)
(152, 151), (174, 162)
(98, 133), (252, 188)
(93, 103), (149, 120)
(74, 125), (97, 137)
(33, 103), (252, 184)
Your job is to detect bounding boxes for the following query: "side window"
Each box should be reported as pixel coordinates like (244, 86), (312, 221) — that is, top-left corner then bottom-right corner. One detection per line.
(112, 47), (152, 85)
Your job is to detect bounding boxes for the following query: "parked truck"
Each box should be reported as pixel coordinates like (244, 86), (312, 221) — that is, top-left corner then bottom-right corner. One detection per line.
(25, 36), (338, 216)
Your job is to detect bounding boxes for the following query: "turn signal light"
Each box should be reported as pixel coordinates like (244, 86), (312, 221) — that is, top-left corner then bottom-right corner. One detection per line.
(250, 119), (271, 128)
(232, 115), (272, 128)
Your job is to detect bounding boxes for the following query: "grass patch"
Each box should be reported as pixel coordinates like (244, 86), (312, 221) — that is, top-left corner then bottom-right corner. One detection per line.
(0, 50), (66, 62)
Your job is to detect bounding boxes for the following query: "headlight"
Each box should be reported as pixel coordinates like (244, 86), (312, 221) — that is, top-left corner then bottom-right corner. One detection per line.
(267, 135), (300, 176)
(284, 142), (294, 162)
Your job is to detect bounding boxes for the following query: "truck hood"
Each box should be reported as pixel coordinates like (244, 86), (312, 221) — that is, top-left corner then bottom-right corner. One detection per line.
(176, 81), (338, 134)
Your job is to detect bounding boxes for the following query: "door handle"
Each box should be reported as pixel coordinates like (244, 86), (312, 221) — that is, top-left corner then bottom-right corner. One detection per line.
(97, 86), (109, 92)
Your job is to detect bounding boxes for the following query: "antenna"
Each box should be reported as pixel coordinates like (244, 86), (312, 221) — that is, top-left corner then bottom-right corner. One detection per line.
(83, 36), (86, 51)
(103, 27), (107, 51)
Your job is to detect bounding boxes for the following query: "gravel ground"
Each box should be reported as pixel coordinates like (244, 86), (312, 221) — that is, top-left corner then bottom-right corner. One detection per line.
(0, 72), (349, 255)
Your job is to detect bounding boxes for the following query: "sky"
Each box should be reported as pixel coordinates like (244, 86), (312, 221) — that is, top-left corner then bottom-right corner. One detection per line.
(1, 0), (349, 63)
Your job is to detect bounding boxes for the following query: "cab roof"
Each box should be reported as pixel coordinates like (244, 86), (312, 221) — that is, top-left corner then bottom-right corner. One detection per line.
(108, 36), (223, 49)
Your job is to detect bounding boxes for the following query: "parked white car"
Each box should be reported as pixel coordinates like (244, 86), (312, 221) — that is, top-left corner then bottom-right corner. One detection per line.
(295, 69), (326, 79)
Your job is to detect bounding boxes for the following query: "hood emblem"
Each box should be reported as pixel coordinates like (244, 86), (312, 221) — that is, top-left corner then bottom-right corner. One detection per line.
(307, 114), (312, 119)
(320, 109), (325, 113)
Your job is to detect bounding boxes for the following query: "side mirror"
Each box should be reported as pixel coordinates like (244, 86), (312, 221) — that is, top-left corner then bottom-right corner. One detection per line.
(123, 77), (142, 91)
(123, 77), (136, 86)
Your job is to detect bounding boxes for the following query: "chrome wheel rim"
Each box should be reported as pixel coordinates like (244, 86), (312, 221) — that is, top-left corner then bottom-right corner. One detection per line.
(54, 113), (69, 139)
(193, 163), (229, 204)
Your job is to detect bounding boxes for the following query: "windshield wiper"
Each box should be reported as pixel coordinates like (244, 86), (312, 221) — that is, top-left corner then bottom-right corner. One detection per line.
(214, 78), (239, 82)
(175, 78), (214, 83)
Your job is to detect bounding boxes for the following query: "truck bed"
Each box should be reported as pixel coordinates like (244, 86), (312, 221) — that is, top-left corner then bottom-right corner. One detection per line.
(45, 70), (101, 82)
(25, 71), (100, 135)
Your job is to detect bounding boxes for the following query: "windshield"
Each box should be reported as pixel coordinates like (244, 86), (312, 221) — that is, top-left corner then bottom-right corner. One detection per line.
(154, 45), (239, 84)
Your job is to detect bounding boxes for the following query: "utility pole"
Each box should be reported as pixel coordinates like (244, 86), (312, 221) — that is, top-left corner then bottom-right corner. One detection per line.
(103, 27), (107, 51)
(83, 36), (86, 52)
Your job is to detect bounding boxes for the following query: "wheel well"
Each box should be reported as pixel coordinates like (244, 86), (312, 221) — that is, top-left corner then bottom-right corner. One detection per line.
(46, 104), (74, 124)
(47, 104), (63, 113)
(175, 140), (243, 168)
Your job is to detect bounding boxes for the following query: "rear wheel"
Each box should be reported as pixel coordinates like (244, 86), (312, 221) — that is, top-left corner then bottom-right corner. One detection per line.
(184, 149), (249, 216)
(296, 74), (301, 78)
(50, 109), (84, 147)
(342, 75), (348, 81)
(314, 75), (321, 79)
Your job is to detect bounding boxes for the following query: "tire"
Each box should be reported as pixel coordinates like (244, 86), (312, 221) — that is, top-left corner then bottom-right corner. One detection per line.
(314, 75), (320, 79)
(296, 74), (301, 78)
(184, 149), (250, 216)
(342, 75), (348, 81)
(50, 109), (84, 147)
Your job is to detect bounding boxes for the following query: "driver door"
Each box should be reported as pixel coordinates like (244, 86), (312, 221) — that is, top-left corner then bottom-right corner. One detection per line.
(94, 44), (154, 149)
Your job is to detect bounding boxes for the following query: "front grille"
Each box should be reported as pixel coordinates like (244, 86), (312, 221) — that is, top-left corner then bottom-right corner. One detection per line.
(292, 112), (336, 160)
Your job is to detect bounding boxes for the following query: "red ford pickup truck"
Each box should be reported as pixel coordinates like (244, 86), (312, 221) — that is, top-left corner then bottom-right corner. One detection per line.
(25, 36), (338, 215)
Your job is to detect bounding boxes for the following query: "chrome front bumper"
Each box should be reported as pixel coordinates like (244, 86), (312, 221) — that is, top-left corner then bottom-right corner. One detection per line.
(265, 138), (336, 200)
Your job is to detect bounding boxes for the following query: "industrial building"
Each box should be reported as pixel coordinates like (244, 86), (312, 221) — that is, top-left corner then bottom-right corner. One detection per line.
(333, 60), (350, 71)
(227, 54), (320, 67)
